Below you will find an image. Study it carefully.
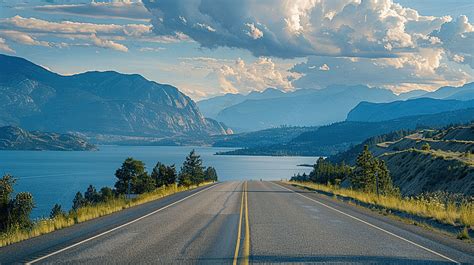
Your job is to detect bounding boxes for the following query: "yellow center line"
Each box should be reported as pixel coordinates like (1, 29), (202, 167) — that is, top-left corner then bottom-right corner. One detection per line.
(233, 181), (245, 265)
(243, 181), (250, 265)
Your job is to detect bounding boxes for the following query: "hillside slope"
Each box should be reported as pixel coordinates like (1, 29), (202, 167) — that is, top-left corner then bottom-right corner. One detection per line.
(0, 126), (96, 151)
(0, 54), (227, 138)
(331, 124), (474, 195)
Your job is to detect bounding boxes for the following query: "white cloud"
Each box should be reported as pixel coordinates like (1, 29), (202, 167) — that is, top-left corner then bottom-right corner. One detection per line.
(142, 0), (452, 58)
(245, 23), (263, 39)
(431, 15), (474, 68)
(0, 30), (49, 47)
(140, 0), (472, 94)
(172, 56), (298, 96)
(139, 47), (165, 52)
(0, 15), (187, 51)
(0, 15), (151, 36)
(292, 50), (472, 93)
(34, 1), (151, 21)
(0, 38), (14, 53)
(90, 34), (128, 52)
(319, 64), (330, 71)
(215, 57), (299, 94)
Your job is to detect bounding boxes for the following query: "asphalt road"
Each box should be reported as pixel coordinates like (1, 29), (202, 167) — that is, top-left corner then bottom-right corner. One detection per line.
(1, 181), (473, 264)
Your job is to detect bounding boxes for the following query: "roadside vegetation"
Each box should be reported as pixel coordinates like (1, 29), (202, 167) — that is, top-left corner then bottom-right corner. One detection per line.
(0, 150), (218, 247)
(290, 146), (473, 237)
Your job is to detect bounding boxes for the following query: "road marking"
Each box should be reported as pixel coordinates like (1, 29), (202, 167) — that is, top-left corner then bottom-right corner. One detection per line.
(233, 182), (245, 265)
(243, 181), (250, 265)
(26, 183), (220, 265)
(271, 182), (460, 264)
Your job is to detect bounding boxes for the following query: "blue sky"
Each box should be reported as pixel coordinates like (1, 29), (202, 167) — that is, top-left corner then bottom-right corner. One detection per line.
(0, 0), (473, 99)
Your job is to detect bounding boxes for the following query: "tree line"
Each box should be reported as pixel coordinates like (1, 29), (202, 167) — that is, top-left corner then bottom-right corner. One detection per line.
(292, 145), (398, 196)
(1, 150), (218, 233)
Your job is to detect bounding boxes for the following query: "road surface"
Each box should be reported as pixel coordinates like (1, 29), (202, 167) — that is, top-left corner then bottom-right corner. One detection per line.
(0, 181), (473, 264)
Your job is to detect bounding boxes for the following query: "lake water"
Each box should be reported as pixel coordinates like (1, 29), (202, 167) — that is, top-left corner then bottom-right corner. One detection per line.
(0, 146), (318, 218)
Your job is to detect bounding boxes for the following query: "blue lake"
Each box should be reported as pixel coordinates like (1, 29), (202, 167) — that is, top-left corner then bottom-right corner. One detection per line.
(0, 145), (319, 218)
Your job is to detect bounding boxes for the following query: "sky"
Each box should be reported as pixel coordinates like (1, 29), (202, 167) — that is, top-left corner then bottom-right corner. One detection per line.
(0, 0), (473, 100)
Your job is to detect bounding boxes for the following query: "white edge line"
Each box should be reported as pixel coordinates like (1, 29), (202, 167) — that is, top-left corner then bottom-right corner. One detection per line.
(271, 182), (460, 264)
(26, 183), (220, 264)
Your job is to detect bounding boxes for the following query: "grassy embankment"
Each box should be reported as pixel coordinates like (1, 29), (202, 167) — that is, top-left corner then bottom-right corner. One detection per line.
(0, 183), (212, 247)
(288, 181), (473, 229)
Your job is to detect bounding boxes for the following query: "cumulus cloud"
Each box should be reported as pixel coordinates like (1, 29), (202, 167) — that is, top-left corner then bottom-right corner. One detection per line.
(142, 0), (451, 59)
(175, 56), (298, 95)
(292, 50), (472, 93)
(140, 0), (474, 92)
(431, 15), (474, 68)
(215, 57), (299, 94)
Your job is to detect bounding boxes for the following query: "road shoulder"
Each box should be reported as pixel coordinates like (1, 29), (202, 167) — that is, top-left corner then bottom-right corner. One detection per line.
(276, 181), (474, 264)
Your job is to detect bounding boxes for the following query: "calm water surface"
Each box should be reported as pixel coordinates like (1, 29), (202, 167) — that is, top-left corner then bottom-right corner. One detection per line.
(0, 145), (318, 218)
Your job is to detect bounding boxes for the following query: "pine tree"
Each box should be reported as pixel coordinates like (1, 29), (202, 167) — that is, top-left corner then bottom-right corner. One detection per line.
(99, 187), (114, 202)
(72, 192), (85, 211)
(351, 145), (376, 192)
(50, 204), (64, 219)
(350, 145), (397, 195)
(165, 165), (178, 185)
(151, 162), (168, 187)
(84, 185), (100, 204)
(9, 192), (34, 229)
(180, 150), (205, 185)
(114, 158), (148, 194)
(0, 175), (15, 231)
(204, 167), (218, 182)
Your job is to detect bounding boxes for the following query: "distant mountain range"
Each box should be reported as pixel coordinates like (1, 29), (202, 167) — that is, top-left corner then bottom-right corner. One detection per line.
(197, 88), (288, 119)
(218, 108), (474, 156)
(201, 85), (398, 132)
(0, 126), (96, 151)
(199, 82), (474, 132)
(347, 98), (474, 122)
(0, 54), (229, 139)
(414, 82), (474, 100)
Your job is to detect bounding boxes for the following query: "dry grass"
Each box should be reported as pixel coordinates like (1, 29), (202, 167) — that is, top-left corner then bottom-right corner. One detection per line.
(288, 181), (473, 228)
(0, 183), (212, 247)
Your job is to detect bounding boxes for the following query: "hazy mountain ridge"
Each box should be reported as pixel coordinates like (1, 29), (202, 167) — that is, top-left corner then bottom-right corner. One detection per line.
(0, 54), (228, 138)
(201, 82), (474, 132)
(347, 98), (474, 122)
(0, 126), (96, 151)
(214, 85), (398, 132)
(197, 87), (296, 119)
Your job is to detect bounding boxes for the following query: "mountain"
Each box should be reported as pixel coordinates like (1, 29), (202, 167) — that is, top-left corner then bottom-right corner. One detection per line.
(197, 87), (288, 119)
(0, 54), (228, 138)
(212, 126), (318, 148)
(0, 126), (96, 151)
(330, 124), (474, 196)
(417, 82), (474, 100)
(215, 85), (398, 132)
(397, 89), (428, 100)
(347, 98), (474, 122)
(218, 108), (474, 156)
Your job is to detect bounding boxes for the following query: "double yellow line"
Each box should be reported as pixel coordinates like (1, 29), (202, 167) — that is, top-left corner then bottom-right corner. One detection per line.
(233, 181), (250, 265)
